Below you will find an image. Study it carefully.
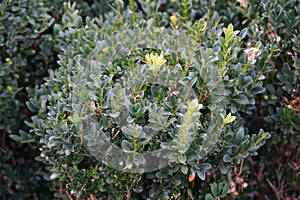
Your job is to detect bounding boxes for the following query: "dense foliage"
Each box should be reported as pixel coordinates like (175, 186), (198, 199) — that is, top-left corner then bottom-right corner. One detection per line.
(0, 0), (111, 199)
(1, 0), (299, 199)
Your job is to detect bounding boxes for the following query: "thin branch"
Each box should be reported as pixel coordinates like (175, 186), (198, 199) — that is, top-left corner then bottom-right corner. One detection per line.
(266, 178), (281, 200)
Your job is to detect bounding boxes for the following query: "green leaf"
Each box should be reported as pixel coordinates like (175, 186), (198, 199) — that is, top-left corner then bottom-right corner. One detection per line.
(9, 134), (22, 142)
(211, 182), (218, 197)
(133, 186), (143, 193)
(235, 127), (245, 144)
(181, 165), (188, 175)
(178, 154), (187, 163)
(239, 75), (253, 89)
(196, 170), (206, 180)
(156, 170), (168, 179)
(133, 154), (146, 165)
(219, 37), (226, 49)
(222, 113), (236, 125)
(220, 183), (230, 198)
(233, 94), (249, 104)
(240, 28), (248, 39)
(252, 84), (265, 94)
(199, 163), (212, 171)
(122, 140), (134, 152)
(75, 16), (83, 27)
(219, 161), (230, 174)
(223, 154), (232, 163)
(205, 193), (214, 200)
(50, 172), (61, 180)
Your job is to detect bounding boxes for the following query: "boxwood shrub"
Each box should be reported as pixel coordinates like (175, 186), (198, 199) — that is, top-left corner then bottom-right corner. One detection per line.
(15, 1), (276, 199)
(4, 0), (298, 199)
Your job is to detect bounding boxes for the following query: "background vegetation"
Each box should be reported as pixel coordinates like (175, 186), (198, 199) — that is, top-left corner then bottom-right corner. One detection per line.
(0, 0), (299, 199)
